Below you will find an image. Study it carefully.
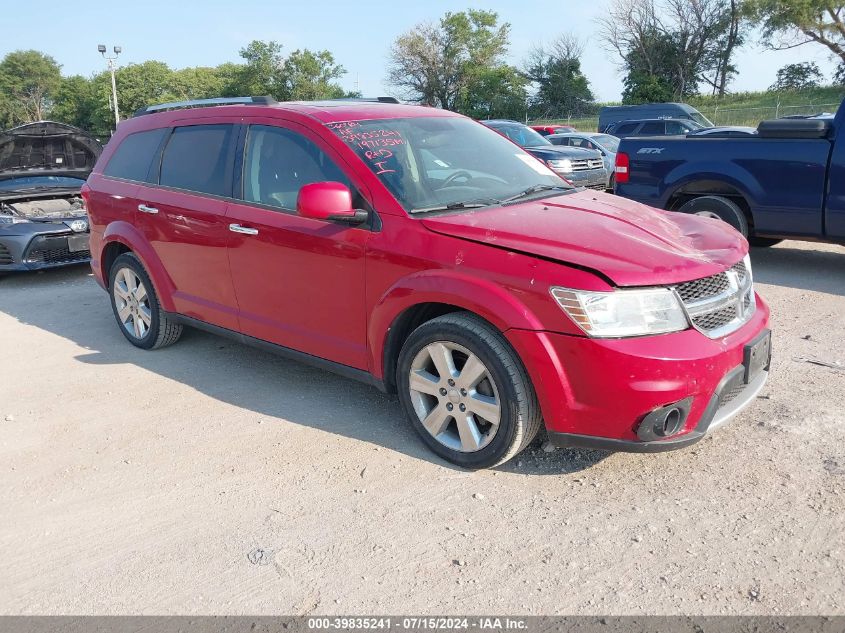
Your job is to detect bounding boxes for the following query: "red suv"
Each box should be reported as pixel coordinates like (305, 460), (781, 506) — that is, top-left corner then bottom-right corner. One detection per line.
(83, 96), (771, 469)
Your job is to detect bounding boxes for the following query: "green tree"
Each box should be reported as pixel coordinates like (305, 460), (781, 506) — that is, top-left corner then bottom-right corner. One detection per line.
(387, 9), (512, 111)
(620, 29), (680, 103)
(50, 75), (98, 130)
(770, 61), (824, 90)
(169, 66), (227, 100)
(280, 49), (346, 100)
(600, 0), (746, 101)
(745, 0), (845, 64)
(524, 35), (594, 118)
(459, 65), (528, 120)
(0, 50), (62, 127)
(234, 40), (285, 96)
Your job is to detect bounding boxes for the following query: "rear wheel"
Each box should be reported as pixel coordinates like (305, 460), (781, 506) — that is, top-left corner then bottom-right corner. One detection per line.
(109, 253), (182, 350)
(678, 195), (749, 237)
(396, 313), (542, 469)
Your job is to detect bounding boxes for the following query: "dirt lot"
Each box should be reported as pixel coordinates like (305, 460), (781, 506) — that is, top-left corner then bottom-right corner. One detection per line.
(0, 240), (843, 615)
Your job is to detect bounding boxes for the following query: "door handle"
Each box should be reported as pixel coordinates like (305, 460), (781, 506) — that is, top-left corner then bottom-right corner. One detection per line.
(138, 204), (159, 214)
(229, 223), (259, 236)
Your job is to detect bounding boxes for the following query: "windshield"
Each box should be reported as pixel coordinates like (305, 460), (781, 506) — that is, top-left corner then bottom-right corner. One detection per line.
(0, 175), (86, 191)
(593, 134), (620, 152)
(490, 124), (551, 147)
(329, 117), (569, 213)
(689, 112), (713, 127)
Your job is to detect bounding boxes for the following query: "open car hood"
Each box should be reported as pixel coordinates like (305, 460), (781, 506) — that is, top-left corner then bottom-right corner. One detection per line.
(420, 190), (747, 287)
(0, 121), (103, 181)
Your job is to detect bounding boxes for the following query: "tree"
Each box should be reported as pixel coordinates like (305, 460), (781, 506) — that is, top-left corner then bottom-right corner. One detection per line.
(599, 0), (746, 101)
(745, 0), (845, 64)
(50, 75), (99, 131)
(0, 50), (62, 127)
(770, 61), (824, 90)
(234, 40), (285, 96)
(460, 65), (528, 120)
(279, 49), (346, 100)
(387, 10), (513, 111)
(524, 35), (595, 118)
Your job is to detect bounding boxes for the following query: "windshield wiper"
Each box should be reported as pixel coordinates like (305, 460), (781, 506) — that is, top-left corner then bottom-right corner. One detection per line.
(501, 184), (570, 204)
(411, 198), (501, 214)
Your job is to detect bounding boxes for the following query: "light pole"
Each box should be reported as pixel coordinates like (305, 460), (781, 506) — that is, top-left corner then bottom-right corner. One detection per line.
(98, 44), (122, 129)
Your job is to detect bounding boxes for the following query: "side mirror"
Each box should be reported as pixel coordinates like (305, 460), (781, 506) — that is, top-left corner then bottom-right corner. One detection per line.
(296, 182), (368, 225)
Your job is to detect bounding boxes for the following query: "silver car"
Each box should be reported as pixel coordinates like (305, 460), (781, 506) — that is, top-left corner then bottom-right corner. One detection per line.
(547, 132), (621, 190)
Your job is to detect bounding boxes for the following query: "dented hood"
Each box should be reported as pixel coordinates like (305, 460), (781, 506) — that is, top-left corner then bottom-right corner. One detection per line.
(420, 190), (747, 287)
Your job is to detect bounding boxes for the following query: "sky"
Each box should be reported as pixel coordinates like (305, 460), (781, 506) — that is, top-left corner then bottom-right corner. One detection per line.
(2, 0), (839, 103)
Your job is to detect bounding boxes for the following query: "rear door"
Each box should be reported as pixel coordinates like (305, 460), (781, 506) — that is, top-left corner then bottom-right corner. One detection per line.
(225, 118), (371, 369)
(134, 120), (240, 330)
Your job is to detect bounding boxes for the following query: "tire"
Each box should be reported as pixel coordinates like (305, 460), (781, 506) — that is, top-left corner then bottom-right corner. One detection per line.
(396, 312), (542, 469)
(678, 195), (749, 237)
(109, 252), (182, 350)
(749, 237), (783, 248)
(607, 172), (615, 193)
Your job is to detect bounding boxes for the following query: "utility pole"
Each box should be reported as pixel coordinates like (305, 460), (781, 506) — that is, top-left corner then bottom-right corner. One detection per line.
(98, 45), (122, 129)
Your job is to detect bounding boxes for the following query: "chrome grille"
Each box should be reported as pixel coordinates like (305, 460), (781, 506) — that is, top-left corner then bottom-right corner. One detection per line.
(674, 260), (755, 338)
(570, 158), (605, 172)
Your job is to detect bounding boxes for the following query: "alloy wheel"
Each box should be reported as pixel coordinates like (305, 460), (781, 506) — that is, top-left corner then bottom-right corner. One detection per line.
(408, 341), (501, 453)
(113, 267), (152, 340)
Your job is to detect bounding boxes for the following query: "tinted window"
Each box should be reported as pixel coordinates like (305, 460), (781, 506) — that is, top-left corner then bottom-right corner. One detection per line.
(242, 125), (353, 210)
(103, 128), (167, 182)
(640, 122), (664, 135)
(666, 121), (689, 134)
(615, 123), (638, 134)
(159, 125), (236, 196)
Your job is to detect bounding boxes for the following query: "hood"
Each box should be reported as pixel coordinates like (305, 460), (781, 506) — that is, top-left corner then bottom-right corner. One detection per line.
(420, 190), (746, 287)
(525, 144), (602, 161)
(0, 121), (103, 181)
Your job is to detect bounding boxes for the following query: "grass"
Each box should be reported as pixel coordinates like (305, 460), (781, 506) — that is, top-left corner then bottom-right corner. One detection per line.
(530, 85), (845, 130)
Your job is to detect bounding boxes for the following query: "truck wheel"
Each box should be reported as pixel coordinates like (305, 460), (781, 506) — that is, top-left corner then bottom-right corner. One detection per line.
(109, 253), (183, 350)
(396, 312), (542, 469)
(749, 237), (783, 248)
(678, 196), (749, 237)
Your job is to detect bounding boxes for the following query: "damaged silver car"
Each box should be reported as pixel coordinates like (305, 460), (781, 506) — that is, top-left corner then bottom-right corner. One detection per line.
(0, 121), (102, 272)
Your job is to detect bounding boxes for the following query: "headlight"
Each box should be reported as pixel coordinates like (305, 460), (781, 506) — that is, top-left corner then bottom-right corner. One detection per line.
(547, 159), (573, 173)
(550, 286), (689, 337)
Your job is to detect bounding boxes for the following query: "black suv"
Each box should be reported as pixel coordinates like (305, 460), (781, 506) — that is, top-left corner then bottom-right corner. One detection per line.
(607, 118), (704, 138)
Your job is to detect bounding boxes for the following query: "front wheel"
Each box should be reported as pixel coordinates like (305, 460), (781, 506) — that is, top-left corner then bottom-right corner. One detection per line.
(396, 313), (542, 469)
(678, 195), (749, 237)
(109, 253), (182, 349)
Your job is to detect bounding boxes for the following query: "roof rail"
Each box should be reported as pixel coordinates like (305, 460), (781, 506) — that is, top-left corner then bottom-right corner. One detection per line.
(133, 96), (277, 117)
(327, 96), (401, 104)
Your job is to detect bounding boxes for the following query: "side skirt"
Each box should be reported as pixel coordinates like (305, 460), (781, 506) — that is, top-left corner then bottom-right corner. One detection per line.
(167, 312), (388, 393)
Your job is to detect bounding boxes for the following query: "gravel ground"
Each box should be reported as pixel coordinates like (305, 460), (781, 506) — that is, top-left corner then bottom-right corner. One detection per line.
(0, 240), (843, 615)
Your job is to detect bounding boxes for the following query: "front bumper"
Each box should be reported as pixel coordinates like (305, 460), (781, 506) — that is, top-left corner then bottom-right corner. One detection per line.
(0, 226), (91, 272)
(559, 169), (608, 191)
(504, 294), (771, 451)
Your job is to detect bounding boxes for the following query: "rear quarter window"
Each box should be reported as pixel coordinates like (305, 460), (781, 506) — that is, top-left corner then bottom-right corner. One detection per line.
(614, 123), (638, 135)
(159, 124), (236, 197)
(640, 122), (664, 135)
(103, 128), (168, 182)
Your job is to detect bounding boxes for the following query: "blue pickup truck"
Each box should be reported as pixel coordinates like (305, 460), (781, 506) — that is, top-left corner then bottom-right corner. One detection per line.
(614, 107), (845, 247)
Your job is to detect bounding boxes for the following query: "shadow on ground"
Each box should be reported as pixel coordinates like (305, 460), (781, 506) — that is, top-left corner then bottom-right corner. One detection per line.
(751, 243), (845, 296)
(0, 265), (604, 475)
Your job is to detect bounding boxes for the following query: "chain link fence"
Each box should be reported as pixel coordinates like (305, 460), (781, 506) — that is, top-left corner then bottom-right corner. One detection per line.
(528, 100), (841, 132)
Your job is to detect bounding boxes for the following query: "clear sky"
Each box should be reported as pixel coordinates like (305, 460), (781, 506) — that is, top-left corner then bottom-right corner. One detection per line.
(3, 0), (838, 102)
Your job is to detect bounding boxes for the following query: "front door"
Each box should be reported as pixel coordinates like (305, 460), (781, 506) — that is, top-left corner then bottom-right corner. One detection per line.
(226, 120), (371, 370)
